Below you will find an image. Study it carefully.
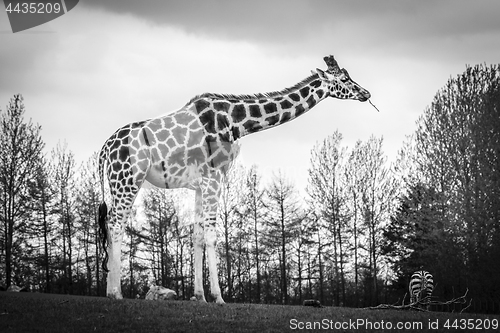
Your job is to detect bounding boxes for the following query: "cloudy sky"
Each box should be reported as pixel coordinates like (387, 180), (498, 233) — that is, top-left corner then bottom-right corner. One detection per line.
(1, 0), (499, 193)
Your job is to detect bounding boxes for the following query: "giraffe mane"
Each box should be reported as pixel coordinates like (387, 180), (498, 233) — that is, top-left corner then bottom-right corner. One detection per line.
(186, 73), (320, 104)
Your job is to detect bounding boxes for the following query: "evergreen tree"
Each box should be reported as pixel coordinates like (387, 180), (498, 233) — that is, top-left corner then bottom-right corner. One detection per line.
(415, 65), (500, 304)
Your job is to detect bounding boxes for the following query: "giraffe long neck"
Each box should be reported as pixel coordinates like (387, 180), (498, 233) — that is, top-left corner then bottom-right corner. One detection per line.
(190, 74), (329, 141)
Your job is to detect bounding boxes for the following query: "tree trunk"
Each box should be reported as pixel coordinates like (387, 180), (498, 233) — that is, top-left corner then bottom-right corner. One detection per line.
(280, 203), (288, 304)
(337, 221), (346, 305)
(223, 213), (232, 301)
(317, 229), (324, 304)
(352, 192), (359, 307)
(253, 209), (261, 303)
(297, 245), (302, 302)
(6, 218), (13, 286)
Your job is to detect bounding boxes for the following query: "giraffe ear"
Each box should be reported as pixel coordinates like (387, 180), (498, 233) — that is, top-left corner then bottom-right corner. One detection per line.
(316, 68), (330, 80)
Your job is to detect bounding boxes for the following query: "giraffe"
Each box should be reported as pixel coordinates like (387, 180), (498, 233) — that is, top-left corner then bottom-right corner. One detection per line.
(97, 55), (371, 303)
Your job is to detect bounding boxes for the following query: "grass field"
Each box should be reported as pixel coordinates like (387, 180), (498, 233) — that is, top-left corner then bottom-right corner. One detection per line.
(1, 292), (498, 332)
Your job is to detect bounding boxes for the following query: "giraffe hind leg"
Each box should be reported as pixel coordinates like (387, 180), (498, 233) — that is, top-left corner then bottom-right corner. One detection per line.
(106, 205), (125, 299)
(205, 220), (224, 304)
(201, 175), (225, 304)
(106, 181), (141, 299)
(193, 188), (207, 302)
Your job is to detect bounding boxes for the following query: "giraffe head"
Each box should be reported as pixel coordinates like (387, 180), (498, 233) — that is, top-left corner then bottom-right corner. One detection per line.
(315, 55), (371, 102)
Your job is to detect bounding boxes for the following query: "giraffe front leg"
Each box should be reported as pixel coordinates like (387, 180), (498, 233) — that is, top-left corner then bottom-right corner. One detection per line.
(193, 189), (207, 302)
(205, 219), (224, 304)
(106, 224), (124, 299)
(202, 177), (225, 304)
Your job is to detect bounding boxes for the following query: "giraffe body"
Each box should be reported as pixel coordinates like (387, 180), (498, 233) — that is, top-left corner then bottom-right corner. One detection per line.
(98, 55), (371, 303)
(98, 107), (235, 302)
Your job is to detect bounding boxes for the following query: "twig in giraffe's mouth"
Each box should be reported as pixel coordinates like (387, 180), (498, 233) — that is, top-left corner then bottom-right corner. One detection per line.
(368, 99), (380, 112)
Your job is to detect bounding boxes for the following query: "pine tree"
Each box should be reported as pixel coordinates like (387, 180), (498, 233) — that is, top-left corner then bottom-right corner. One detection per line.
(412, 63), (500, 305)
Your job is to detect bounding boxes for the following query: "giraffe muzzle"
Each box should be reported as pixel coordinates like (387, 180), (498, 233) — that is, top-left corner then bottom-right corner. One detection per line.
(358, 90), (371, 102)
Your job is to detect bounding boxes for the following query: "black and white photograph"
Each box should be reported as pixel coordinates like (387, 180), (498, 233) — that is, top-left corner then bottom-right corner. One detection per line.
(1, 1), (499, 332)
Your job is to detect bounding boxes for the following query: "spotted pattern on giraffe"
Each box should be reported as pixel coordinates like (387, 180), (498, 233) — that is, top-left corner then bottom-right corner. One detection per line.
(97, 55), (372, 303)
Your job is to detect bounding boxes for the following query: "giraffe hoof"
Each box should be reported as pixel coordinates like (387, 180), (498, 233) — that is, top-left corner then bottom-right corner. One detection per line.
(107, 293), (123, 300)
(107, 287), (123, 299)
(193, 294), (207, 302)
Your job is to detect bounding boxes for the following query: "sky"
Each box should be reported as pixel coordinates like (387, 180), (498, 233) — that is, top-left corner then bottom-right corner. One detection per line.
(1, 0), (500, 194)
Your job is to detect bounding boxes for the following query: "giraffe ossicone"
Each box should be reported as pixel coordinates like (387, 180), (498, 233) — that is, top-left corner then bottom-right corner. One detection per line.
(324, 55), (341, 74)
(97, 55), (371, 303)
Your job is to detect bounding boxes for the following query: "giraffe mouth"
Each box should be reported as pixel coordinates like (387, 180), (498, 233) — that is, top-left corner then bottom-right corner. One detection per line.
(358, 90), (371, 102)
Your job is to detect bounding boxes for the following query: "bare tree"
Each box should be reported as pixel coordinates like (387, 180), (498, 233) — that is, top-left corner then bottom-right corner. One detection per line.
(170, 204), (192, 299)
(307, 131), (349, 306)
(75, 153), (102, 295)
(51, 141), (76, 293)
(289, 210), (315, 303)
(265, 171), (301, 304)
(142, 187), (177, 287)
(0, 94), (44, 288)
(356, 136), (397, 305)
(242, 165), (266, 303)
(27, 157), (55, 292)
(344, 140), (370, 306)
(217, 161), (245, 301)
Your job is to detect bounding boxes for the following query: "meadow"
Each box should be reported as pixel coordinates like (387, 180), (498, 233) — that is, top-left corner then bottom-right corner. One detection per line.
(1, 292), (499, 332)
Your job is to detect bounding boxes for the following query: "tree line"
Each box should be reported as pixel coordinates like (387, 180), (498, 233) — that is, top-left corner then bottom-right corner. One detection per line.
(1, 64), (498, 313)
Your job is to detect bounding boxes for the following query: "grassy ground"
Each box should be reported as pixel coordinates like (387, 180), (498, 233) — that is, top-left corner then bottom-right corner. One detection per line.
(1, 292), (498, 332)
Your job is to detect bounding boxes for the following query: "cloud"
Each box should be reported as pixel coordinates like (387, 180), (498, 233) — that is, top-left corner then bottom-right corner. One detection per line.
(79, 0), (500, 52)
(0, 7), (331, 167)
(81, 0), (319, 43)
(1, 0), (499, 193)
(0, 27), (59, 95)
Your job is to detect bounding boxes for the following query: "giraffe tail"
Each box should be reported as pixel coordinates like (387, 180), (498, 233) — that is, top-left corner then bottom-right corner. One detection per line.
(97, 146), (110, 273)
(98, 202), (109, 273)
